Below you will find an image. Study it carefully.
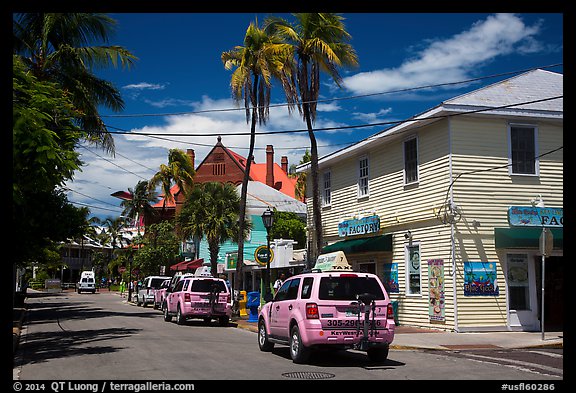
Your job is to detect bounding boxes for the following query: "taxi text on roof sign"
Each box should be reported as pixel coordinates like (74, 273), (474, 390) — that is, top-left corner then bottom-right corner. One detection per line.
(314, 251), (353, 272)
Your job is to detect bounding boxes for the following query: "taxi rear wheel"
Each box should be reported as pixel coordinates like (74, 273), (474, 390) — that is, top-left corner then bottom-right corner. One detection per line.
(176, 305), (186, 325)
(367, 345), (389, 362)
(258, 320), (274, 352)
(289, 325), (310, 364)
(218, 316), (229, 326)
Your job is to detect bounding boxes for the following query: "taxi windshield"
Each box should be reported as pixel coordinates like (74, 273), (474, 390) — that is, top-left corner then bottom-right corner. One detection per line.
(318, 276), (385, 301)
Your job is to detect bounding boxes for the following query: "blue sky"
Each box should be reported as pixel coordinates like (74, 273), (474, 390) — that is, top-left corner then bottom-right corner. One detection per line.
(63, 13), (563, 220)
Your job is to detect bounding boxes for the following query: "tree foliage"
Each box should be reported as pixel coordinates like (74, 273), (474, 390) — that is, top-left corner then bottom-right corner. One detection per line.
(133, 221), (180, 277)
(270, 211), (307, 249)
(148, 149), (195, 209)
(13, 13), (137, 154)
(13, 55), (89, 266)
(13, 55), (83, 204)
(177, 182), (246, 277)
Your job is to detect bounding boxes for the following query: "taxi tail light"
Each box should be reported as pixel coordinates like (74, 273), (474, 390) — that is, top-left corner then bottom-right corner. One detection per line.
(306, 303), (319, 319)
(387, 303), (394, 320)
(184, 293), (191, 302)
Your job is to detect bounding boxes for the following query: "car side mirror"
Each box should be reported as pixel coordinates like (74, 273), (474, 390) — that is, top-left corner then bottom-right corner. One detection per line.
(263, 292), (273, 303)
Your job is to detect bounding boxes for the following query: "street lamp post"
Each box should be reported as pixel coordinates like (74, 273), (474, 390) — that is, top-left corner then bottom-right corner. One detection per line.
(261, 207), (274, 302)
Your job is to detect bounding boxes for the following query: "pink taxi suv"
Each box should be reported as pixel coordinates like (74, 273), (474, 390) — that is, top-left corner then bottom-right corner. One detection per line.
(162, 276), (231, 326)
(257, 268), (395, 364)
(153, 279), (171, 310)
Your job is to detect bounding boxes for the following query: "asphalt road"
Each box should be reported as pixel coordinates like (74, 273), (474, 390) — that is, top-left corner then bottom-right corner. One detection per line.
(13, 291), (564, 383)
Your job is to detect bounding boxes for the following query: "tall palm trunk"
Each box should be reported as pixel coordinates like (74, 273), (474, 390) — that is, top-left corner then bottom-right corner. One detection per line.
(235, 77), (259, 293)
(209, 241), (220, 278)
(300, 57), (323, 264)
(303, 103), (323, 265)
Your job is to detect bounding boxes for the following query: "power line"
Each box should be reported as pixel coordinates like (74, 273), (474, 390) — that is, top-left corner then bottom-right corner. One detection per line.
(78, 145), (151, 180)
(101, 95), (562, 138)
(437, 145), (564, 223)
(76, 95), (562, 179)
(64, 187), (122, 208)
(99, 63), (563, 119)
(70, 200), (123, 214)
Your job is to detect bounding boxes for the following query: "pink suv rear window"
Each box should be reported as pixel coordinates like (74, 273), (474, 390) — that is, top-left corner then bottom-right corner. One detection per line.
(190, 279), (227, 293)
(318, 276), (385, 300)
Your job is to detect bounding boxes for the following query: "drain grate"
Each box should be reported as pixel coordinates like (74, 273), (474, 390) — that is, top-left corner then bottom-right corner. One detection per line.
(282, 371), (336, 380)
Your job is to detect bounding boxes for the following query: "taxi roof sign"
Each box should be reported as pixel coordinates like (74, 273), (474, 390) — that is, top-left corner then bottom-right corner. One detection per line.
(314, 251), (353, 272)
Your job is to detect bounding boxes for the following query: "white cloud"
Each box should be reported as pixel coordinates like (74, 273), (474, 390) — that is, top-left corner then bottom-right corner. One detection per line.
(343, 13), (543, 95)
(122, 82), (166, 90)
(352, 107), (393, 123)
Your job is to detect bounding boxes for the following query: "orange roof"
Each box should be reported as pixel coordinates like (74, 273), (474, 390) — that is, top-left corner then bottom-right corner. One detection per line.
(249, 163), (298, 199)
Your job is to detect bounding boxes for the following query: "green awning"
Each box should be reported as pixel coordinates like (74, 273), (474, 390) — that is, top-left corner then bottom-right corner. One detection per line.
(321, 234), (392, 254)
(494, 227), (563, 249)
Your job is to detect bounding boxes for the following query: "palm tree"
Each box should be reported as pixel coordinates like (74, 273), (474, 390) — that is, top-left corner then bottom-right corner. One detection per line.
(176, 182), (247, 278)
(264, 13), (358, 261)
(221, 19), (295, 294)
(102, 216), (131, 251)
(120, 180), (159, 236)
(148, 149), (195, 213)
(13, 13), (137, 155)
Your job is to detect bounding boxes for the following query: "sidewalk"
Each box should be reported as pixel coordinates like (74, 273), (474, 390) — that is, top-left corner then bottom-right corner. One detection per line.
(232, 316), (563, 351)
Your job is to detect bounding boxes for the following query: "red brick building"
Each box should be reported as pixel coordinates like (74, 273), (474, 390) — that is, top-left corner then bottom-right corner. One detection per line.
(153, 136), (299, 220)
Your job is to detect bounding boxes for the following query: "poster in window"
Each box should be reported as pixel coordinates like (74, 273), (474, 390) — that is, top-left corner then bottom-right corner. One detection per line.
(407, 246), (420, 295)
(428, 259), (445, 322)
(463, 262), (499, 296)
(382, 263), (399, 293)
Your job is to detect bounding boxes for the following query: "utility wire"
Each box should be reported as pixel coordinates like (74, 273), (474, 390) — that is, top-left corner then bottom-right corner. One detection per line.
(101, 95), (562, 138)
(99, 63), (562, 118)
(78, 145), (150, 180)
(437, 146), (564, 223)
(75, 95), (562, 182)
(64, 187), (123, 208)
(70, 200), (123, 214)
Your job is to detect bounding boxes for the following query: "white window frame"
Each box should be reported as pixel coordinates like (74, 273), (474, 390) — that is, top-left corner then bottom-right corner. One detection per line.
(322, 170), (332, 208)
(403, 136), (419, 185)
(405, 242), (421, 296)
(508, 123), (539, 176)
(357, 155), (370, 199)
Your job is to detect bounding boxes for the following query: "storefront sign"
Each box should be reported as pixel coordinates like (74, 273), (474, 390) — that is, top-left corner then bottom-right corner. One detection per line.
(382, 263), (399, 293)
(508, 206), (563, 227)
(226, 252), (238, 270)
(463, 262), (499, 296)
(338, 215), (380, 237)
(428, 260), (445, 322)
(254, 246), (273, 267)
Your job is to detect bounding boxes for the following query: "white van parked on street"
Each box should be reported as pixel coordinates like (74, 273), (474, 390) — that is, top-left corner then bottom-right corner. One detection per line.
(77, 271), (96, 294)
